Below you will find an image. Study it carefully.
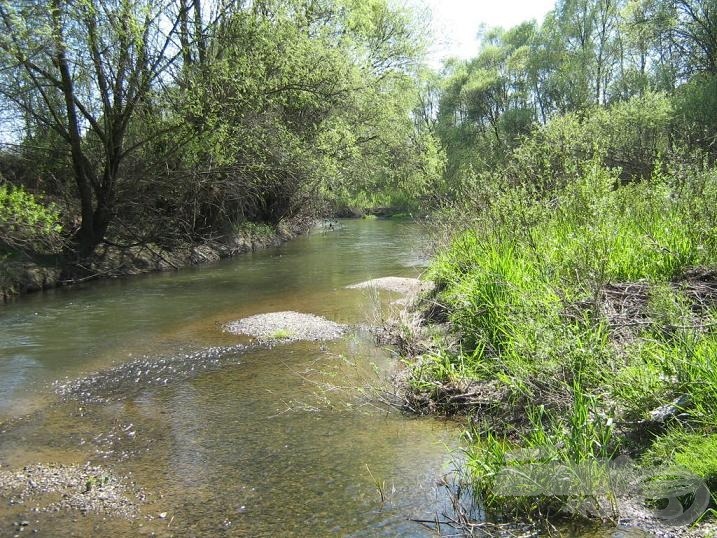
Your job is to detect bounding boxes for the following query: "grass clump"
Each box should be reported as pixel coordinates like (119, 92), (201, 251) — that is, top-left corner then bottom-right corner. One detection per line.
(644, 431), (717, 492)
(270, 328), (295, 340)
(466, 382), (618, 520)
(233, 221), (276, 240)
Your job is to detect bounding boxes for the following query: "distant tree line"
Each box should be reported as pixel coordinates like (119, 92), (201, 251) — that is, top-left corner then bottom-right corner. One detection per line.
(1, 0), (716, 263)
(430, 0), (717, 188)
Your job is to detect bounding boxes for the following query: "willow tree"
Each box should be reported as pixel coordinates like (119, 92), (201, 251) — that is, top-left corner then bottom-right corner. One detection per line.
(169, 0), (432, 226)
(0, 0), (188, 255)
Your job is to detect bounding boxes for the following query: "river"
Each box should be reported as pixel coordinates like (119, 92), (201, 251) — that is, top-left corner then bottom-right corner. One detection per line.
(0, 219), (459, 536)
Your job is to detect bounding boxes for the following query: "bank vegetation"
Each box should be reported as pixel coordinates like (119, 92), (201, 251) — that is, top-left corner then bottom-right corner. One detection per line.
(0, 0), (441, 297)
(395, 0), (717, 532)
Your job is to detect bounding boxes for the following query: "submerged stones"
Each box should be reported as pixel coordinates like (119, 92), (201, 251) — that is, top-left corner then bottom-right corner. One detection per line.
(55, 345), (250, 403)
(224, 311), (347, 343)
(54, 276), (429, 405)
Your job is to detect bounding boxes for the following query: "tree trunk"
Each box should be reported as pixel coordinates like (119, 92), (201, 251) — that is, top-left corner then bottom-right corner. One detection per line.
(51, 0), (99, 256)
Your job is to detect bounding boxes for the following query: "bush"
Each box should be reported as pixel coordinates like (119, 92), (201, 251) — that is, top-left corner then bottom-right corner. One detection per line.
(0, 183), (63, 254)
(505, 92), (673, 189)
(672, 74), (717, 159)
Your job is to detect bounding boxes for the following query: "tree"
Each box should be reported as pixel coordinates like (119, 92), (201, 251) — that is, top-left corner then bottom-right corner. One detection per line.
(671, 0), (717, 74)
(166, 0), (429, 222)
(0, 0), (186, 255)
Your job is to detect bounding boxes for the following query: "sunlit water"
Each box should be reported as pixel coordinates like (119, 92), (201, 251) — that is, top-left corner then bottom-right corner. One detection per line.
(0, 220), (460, 536)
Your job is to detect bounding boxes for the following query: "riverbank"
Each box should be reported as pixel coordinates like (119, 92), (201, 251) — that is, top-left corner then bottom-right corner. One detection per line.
(391, 277), (717, 536)
(0, 217), (313, 302)
(388, 170), (717, 535)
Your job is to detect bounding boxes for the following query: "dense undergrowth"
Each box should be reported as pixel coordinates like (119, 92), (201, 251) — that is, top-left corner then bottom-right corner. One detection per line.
(405, 136), (717, 526)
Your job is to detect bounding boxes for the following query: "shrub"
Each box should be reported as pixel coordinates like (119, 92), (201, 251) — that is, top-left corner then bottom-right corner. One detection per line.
(505, 92), (673, 189)
(0, 183), (62, 254)
(672, 74), (717, 159)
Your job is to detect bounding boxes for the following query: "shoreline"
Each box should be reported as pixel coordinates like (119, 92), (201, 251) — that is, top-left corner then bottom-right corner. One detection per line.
(0, 210), (416, 303)
(0, 217), (314, 303)
(387, 270), (717, 537)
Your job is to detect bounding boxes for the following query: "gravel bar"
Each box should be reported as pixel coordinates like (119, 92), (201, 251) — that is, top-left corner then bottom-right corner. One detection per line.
(224, 311), (347, 343)
(346, 277), (434, 294)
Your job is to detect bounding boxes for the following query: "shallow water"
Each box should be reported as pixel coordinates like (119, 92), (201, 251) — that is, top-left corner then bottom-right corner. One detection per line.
(0, 219), (459, 536)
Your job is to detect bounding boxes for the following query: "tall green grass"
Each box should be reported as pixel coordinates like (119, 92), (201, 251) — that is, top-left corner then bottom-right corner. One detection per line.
(416, 161), (717, 522)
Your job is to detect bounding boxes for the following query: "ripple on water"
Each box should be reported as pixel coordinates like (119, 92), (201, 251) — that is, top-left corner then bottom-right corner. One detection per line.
(53, 344), (256, 404)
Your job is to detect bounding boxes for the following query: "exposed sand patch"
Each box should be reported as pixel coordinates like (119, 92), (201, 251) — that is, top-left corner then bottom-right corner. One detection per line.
(346, 276), (434, 295)
(224, 311), (346, 343)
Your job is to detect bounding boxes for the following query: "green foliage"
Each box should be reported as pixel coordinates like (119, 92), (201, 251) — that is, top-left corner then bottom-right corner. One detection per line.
(167, 0), (434, 232)
(406, 348), (486, 393)
(233, 222), (276, 241)
(612, 329), (717, 428)
(436, 23), (539, 177)
(0, 0), (432, 253)
(644, 431), (717, 491)
(83, 474), (110, 493)
(0, 183), (62, 254)
(467, 383), (616, 517)
(433, 0), (717, 198)
(419, 0), (717, 527)
(438, 87), (676, 203)
(270, 328), (295, 340)
(417, 153), (717, 521)
(672, 74), (717, 157)
(433, 163), (716, 303)
(507, 92), (673, 188)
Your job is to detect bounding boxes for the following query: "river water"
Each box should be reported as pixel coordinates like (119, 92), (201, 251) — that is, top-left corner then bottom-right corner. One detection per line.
(0, 220), (459, 536)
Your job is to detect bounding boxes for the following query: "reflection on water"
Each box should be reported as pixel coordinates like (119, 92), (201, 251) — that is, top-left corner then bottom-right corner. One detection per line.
(0, 220), (429, 414)
(0, 220), (458, 536)
(0, 355), (42, 415)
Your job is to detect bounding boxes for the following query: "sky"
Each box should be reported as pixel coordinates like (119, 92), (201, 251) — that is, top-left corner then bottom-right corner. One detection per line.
(417, 0), (556, 67)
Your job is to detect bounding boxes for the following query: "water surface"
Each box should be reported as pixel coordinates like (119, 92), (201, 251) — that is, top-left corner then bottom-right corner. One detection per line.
(0, 220), (458, 536)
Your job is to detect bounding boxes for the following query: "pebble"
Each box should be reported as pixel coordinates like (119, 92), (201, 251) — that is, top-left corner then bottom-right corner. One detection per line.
(224, 311), (346, 342)
(0, 463), (141, 519)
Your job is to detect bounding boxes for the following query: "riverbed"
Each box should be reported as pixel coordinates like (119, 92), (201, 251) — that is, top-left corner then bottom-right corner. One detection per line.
(0, 219), (459, 536)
